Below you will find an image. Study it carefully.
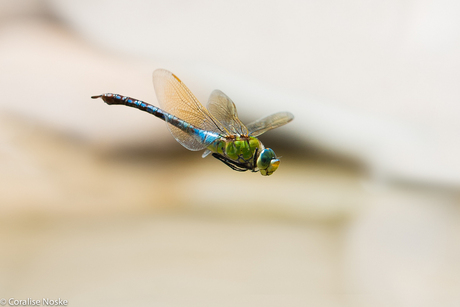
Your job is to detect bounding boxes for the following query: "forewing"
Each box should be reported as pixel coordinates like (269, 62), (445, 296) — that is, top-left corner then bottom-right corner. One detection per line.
(247, 112), (294, 137)
(153, 69), (227, 151)
(207, 90), (249, 136)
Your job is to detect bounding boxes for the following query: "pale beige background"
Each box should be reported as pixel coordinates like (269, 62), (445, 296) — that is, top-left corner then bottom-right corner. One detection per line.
(0, 1), (459, 306)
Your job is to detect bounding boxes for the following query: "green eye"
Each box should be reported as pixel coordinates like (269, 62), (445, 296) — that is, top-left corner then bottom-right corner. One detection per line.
(258, 151), (271, 168)
(257, 148), (279, 176)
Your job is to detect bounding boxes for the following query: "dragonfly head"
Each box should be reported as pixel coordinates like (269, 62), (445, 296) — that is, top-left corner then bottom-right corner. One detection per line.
(257, 148), (280, 176)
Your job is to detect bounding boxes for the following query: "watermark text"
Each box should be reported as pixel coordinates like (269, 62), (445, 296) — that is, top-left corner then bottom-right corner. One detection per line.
(0, 298), (68, 306)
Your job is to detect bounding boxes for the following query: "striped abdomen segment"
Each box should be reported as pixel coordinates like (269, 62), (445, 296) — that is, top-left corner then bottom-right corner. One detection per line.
(91, 93), (219, 145)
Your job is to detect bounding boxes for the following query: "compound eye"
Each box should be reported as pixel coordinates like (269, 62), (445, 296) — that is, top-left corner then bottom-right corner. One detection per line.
(258, 150), (271, 168)
(257, 148), (277, 172)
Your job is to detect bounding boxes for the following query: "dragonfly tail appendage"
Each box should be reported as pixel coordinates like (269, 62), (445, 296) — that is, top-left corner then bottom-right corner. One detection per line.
(92, 93), (219, 146)
(92, 92), (187, 127)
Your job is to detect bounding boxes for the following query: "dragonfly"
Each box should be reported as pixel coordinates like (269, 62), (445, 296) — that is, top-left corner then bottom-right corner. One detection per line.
(92, 69), (294, 176)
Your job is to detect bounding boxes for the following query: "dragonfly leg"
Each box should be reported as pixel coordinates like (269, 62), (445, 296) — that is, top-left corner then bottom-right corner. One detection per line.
(252, 148), (259, 172)
(212, 154), (248, 172)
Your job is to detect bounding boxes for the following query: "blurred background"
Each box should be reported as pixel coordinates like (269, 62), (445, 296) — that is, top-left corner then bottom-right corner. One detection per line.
(1, 0), (459, 306)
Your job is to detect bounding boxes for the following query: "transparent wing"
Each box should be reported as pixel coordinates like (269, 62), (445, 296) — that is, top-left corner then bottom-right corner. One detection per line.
(247, 112), (294, 137)
(207, 90), (249, 136)
(153, 69), (228, 151)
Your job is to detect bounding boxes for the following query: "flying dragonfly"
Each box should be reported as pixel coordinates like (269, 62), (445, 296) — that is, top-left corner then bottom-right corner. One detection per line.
(92, 69), (294, 176)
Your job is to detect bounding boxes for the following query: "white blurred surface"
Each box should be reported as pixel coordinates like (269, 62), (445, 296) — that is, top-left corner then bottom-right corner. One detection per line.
(1, 0), (459, 186)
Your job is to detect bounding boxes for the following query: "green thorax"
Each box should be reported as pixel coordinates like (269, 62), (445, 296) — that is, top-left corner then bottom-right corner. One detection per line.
(207, 136), (263, 165)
